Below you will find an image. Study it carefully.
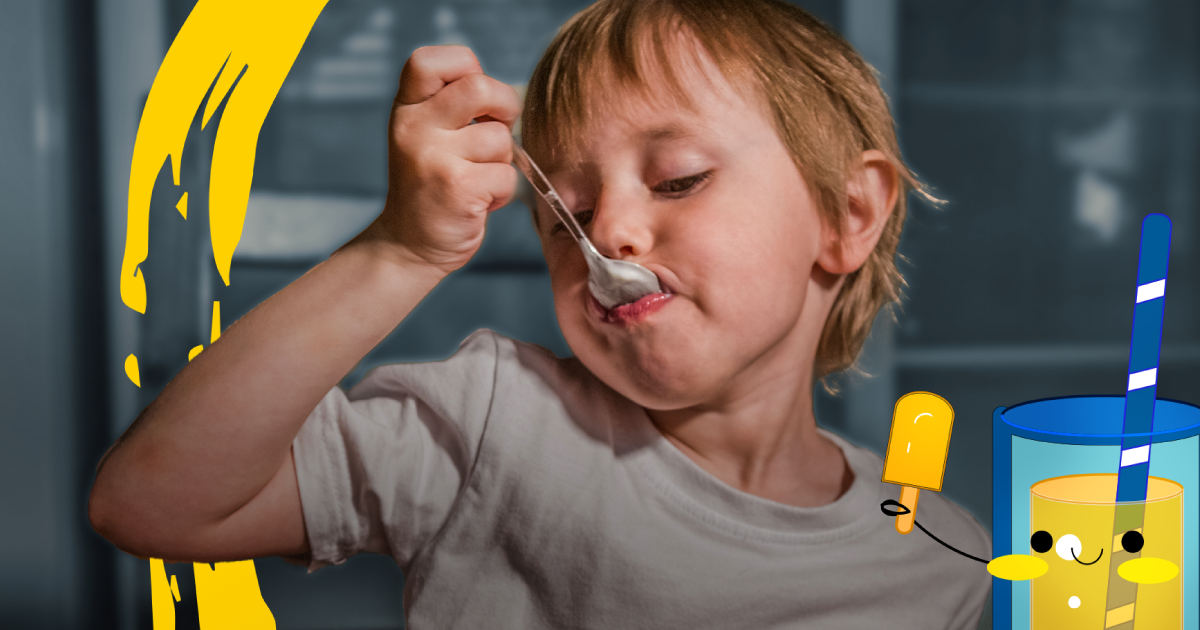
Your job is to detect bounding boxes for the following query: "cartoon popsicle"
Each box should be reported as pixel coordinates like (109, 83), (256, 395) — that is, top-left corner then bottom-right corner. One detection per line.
(881, 392), (955, 534)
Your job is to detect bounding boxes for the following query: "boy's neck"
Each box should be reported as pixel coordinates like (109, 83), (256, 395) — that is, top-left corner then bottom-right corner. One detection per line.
(645, 384), (854, 509)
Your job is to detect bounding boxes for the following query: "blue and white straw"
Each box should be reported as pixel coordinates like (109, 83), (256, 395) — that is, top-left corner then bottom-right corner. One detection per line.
(1115, 213), (1172, 502)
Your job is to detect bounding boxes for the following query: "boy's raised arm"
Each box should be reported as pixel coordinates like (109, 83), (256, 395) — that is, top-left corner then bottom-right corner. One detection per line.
(88, 45), (521, 563)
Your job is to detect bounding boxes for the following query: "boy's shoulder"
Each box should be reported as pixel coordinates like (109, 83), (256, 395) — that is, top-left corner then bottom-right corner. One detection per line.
(350, 329), (563, 396)
(359, 328), (573, 375)
(347, 329), (612, 431)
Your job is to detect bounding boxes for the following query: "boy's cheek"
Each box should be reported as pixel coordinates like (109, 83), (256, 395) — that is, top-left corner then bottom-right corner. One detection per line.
(544, 248), (588, 283)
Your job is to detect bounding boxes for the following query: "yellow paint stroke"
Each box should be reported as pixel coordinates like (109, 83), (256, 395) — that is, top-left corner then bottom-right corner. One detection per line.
(150, 558), (183, 629)
(187, 302), (220, 361)
(121, 0), (329, 622)
(119, 0), (329, 313)
(986, 554), (1048, 581)
(211, 300), (222, 343)
(193, 561), (276, 630)
(125, 354), (141, 387)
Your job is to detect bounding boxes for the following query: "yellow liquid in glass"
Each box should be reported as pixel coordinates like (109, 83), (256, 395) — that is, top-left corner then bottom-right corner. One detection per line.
(1030, 473), (1183, 629)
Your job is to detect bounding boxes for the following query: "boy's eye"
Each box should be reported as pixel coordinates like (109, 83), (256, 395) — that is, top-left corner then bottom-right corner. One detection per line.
(653, 171), (711, 195)
(550, 210), (594, 236)
(545, 171), (710, 236)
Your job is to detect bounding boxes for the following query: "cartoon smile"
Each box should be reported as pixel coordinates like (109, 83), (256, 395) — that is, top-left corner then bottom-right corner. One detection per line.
(1068, 545), (1102, 566)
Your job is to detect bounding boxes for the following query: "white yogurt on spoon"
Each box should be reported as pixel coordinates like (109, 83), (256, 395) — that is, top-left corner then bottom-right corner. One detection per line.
(512, 141), (663, 308)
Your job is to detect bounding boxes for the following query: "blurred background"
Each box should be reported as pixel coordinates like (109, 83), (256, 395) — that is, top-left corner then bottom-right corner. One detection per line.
(3, 0), (1200, 628)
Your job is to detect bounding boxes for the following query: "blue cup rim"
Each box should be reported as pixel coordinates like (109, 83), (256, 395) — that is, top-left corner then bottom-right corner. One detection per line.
(997, 394), (1200, 444)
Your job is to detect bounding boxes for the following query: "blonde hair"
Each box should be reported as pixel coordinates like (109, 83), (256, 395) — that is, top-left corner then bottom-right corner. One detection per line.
(522, 0), (926, 381)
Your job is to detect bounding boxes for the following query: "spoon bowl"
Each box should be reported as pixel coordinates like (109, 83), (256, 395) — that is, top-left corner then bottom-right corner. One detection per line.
(511, 141), (662, 309)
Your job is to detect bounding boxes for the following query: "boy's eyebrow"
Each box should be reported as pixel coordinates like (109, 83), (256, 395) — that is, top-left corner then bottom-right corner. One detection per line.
(641, 123), (700, 142)
(543, 123), (710, 178)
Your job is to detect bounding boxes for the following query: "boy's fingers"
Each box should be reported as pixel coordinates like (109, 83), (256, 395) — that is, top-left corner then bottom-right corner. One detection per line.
(457, 120), (514, 164)
(395, 45), (483, 105)
(423, 73), (521, 130)
(470, 162), (518, 212)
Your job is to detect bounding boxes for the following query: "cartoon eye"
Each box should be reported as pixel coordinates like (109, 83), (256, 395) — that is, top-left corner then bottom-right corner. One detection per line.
(1031, 530), (1053, 553)
(1121, 530), (1144, 553)
(1056, 534), (1083, 561)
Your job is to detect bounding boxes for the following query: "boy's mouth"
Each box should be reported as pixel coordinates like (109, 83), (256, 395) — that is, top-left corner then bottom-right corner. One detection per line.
(592, 282), (674, 324)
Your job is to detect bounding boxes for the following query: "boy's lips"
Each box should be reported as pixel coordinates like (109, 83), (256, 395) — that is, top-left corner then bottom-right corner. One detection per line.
(591, 280), (674, 324)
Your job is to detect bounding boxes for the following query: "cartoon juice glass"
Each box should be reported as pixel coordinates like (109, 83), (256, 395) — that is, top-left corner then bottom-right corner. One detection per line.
(1030, 473), (1182, 629)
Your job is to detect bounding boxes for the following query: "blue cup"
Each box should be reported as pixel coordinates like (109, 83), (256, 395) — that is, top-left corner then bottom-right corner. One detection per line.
(993, 395), (1200, 629)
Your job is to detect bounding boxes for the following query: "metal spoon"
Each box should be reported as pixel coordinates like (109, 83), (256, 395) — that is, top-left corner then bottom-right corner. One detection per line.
(511, 140), (662, 308)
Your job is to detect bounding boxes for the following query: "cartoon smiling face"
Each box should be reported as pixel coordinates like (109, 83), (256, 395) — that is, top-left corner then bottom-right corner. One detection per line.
(1027, 473), (1182, 629)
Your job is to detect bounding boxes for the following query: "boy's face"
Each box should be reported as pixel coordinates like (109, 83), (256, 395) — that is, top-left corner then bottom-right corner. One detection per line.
(531, 49), (836, 411)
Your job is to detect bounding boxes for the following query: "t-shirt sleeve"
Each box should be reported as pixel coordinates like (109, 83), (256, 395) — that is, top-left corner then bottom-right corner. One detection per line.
(292, 330), (500, 572)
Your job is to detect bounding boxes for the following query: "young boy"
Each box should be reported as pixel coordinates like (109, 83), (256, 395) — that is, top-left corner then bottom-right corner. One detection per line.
(91, 0), (992, 627)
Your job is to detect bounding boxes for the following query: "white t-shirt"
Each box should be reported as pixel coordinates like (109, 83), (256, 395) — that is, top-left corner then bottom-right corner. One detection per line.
(293, 329), (992, 629)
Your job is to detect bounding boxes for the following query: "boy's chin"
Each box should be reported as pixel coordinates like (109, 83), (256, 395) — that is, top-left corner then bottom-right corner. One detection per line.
(566, 327), (730, 406)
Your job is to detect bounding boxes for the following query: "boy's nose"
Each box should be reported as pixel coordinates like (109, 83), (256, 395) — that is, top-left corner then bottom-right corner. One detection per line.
(588, 189), (655, 260)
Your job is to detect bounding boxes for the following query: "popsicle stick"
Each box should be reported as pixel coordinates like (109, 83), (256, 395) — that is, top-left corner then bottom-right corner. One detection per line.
(896, 486), (919, 534)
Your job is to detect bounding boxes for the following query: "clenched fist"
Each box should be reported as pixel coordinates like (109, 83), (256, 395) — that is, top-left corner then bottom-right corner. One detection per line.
(362, 45), (522, 274)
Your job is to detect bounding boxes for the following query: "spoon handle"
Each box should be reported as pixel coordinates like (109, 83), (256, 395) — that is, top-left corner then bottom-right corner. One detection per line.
(511, 140), (591, 246)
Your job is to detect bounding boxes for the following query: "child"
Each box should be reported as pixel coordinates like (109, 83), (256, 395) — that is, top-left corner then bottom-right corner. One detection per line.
(91, 0), (992, 627)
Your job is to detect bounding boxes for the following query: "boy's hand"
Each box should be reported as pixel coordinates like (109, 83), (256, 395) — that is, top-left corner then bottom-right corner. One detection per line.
(369, 45), (521, 274)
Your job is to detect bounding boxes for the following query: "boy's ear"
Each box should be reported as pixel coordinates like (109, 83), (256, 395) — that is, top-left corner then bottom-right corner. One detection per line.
(816, 149), (899, 275)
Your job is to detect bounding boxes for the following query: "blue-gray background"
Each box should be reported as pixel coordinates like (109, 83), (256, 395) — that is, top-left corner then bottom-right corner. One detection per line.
(3, 0), (1200, 628)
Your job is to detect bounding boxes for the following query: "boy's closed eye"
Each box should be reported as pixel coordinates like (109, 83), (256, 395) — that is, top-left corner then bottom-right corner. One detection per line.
(551, 210), (595, 236)
(653, 170), (712, 195)
(548, 171), (713, 236)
